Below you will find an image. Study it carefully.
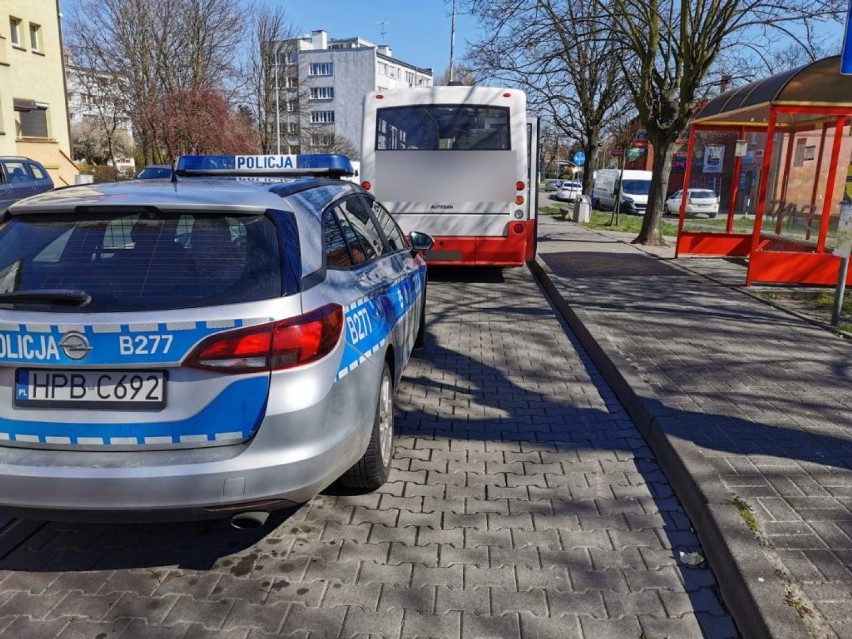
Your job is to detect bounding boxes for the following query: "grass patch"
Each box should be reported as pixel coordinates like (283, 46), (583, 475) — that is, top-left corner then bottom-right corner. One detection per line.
(726, 496), (760, 534)
(785, 587), (813, 618)
(756, 290), (852, 332)
(584, 211), (680, 237)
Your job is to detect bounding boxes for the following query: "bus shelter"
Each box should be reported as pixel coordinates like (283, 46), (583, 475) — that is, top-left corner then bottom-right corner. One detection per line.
(674, 56), (852, 286)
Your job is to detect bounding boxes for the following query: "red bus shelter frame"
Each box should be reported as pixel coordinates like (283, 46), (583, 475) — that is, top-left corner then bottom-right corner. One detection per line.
(674, 57), (852, 287)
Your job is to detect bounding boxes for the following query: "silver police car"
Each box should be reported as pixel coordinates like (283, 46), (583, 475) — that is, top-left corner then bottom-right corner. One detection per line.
(0, 154), (432, 526)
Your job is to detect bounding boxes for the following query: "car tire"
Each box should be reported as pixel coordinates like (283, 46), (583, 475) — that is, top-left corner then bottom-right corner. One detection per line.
(339, 361), (394, 490)
(709, 213), (717, 219)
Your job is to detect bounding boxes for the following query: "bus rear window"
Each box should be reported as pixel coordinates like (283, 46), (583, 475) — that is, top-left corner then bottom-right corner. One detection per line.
(376, 105), (510, 151)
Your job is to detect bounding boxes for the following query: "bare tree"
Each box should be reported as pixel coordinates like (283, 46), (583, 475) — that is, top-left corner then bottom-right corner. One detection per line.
(435, 63), (478, 86)
(464, 0), (632, 195)
(65, 0), (245, 164)
(67, 63), (132, 173)
(240, 2), (303, 153)
(71, 118), (132, 167)
(601, 0), (845, 245)
(301, 128), (360, 159)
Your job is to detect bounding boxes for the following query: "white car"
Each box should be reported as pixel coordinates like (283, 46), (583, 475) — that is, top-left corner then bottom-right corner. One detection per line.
(556, 180), (582, 202)
(665, 189), (719, 217)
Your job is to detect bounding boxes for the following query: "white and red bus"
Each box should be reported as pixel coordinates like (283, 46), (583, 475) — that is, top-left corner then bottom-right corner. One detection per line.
(360, 86), (539, 266)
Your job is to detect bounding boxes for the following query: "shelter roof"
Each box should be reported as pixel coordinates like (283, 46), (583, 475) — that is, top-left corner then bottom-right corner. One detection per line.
(693, 56), (852, 128)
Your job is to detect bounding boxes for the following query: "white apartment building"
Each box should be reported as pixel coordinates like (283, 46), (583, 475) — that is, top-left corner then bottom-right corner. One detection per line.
(65, 63), (136, 175)
(278, 30), (433, 156)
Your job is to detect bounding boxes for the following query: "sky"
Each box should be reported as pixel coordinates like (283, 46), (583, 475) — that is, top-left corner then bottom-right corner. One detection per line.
(58, 0), (479, 75)
(280, 0), (478, 75)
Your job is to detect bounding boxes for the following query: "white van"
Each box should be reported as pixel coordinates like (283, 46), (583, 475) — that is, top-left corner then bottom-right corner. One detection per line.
(592, 169), (652, 214)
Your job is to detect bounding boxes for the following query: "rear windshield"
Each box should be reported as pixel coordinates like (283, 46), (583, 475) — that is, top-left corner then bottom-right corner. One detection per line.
(376, 105), (511, 151)
(0, 211), (281, 312)
(690, 190), (717, 199)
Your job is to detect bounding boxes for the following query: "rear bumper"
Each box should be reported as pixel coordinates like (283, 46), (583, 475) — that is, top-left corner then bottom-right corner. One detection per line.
(0, 364), (378, 522)
(423, 221), (533, 267)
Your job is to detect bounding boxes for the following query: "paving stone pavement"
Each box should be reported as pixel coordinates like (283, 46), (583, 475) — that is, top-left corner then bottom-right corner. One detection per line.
(0, 265), (734, 638)
(534, 214), (852, 639)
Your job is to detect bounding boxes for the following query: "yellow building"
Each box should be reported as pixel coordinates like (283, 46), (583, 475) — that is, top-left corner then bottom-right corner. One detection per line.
(0, 0), (77, 186)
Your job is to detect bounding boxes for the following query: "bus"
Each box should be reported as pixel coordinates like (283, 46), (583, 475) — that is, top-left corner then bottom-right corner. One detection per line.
(360, 86), (539, 266)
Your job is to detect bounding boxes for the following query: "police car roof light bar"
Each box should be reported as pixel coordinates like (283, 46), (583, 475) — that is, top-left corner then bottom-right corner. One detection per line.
(175, 154), (354, 178)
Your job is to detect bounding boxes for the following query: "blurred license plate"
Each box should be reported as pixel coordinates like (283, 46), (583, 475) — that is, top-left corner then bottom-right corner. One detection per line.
(15, 369), (167, 409)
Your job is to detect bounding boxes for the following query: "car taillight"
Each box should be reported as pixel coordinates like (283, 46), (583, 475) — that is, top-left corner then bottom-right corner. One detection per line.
(184, 304), (343, 374)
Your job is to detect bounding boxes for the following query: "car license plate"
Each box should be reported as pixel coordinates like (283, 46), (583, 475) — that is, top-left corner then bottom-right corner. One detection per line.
(14, 369), (167, 409)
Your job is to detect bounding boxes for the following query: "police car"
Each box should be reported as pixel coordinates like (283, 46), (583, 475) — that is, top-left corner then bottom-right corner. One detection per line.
(0, 154), (432, 526)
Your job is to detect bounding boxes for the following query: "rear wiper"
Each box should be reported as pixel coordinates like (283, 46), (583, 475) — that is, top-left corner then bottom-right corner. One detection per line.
(0, 289), (92, 307)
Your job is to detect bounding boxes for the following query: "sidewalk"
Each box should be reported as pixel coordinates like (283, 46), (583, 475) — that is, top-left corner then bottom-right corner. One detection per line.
(533, 216), (852, 639)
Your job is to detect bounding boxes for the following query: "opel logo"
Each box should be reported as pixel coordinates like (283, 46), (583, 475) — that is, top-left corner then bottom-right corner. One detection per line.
(60, 331), (92, 360)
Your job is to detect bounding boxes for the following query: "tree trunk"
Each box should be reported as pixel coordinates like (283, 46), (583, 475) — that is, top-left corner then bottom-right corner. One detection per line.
(634, 130), (675, 246)
(582, 138), (596, 195)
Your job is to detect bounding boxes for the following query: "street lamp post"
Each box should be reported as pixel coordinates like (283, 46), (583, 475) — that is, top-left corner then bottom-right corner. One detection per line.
(274, 49), (281, 155)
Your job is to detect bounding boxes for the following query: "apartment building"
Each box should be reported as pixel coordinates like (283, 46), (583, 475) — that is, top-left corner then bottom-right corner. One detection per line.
(66, 63), (136, 175)
(0, 0), (77, 185)
(278, 30), (433, 155)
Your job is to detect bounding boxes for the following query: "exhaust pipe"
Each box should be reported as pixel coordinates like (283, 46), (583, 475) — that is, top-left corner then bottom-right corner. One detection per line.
(230, 511), (269, 530)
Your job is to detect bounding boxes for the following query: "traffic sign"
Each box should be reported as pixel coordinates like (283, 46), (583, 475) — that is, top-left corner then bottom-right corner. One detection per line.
(842, 1), (852, 74)
(573, 151), (586, 166)
(611, 148), (624, 157)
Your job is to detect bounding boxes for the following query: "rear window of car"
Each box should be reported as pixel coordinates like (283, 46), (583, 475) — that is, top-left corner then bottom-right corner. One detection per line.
(691, 190), (717, 199)
(0, 211), (281, 312)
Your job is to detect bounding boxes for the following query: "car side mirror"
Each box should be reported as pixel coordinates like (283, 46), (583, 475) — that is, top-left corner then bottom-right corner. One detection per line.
(409, 231), (434, 253)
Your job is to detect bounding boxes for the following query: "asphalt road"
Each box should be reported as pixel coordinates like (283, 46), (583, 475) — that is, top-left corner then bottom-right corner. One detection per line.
(0, 266), (735, 638)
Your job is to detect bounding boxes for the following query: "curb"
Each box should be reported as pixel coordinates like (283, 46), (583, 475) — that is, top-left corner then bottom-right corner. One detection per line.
(529, 257), (809, 639)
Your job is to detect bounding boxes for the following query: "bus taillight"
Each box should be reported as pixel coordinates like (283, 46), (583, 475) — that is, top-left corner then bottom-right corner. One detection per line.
(513, 223), (525, 233)
(361, 181), (372, 190)
(516, 181), (525, 191)
(515, 195), (525, 205)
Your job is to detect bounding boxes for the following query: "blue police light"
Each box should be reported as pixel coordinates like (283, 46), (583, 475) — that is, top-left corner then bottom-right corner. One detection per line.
(175, 154), (354, 177)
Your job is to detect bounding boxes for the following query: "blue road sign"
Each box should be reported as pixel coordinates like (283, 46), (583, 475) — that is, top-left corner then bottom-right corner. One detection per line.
(842, 1), (852, 74)
(573, 151), (586, 166)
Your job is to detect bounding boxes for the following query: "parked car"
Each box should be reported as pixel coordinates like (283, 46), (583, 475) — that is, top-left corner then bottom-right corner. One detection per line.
(0, 157), (53, 213)
(0, 153), (433, 525)
(545, 179), (559, 191)
(556, 180), (582, 202)
(665, 188), (720, 217)
(592, 169), (652, 214)
(135, 165), (173, 179)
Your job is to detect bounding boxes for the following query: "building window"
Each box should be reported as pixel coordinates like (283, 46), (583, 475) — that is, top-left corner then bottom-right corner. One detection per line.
(310, 110), (335, 124)
(405, 71), (415, 85)
(378, 62), (388, 76)
(9, 17), (23, 47)
(29, 23), (42, 53)
(309, 62), (333, 76)
(18, 105), (49, 138)
(310, 87), (334, 100)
